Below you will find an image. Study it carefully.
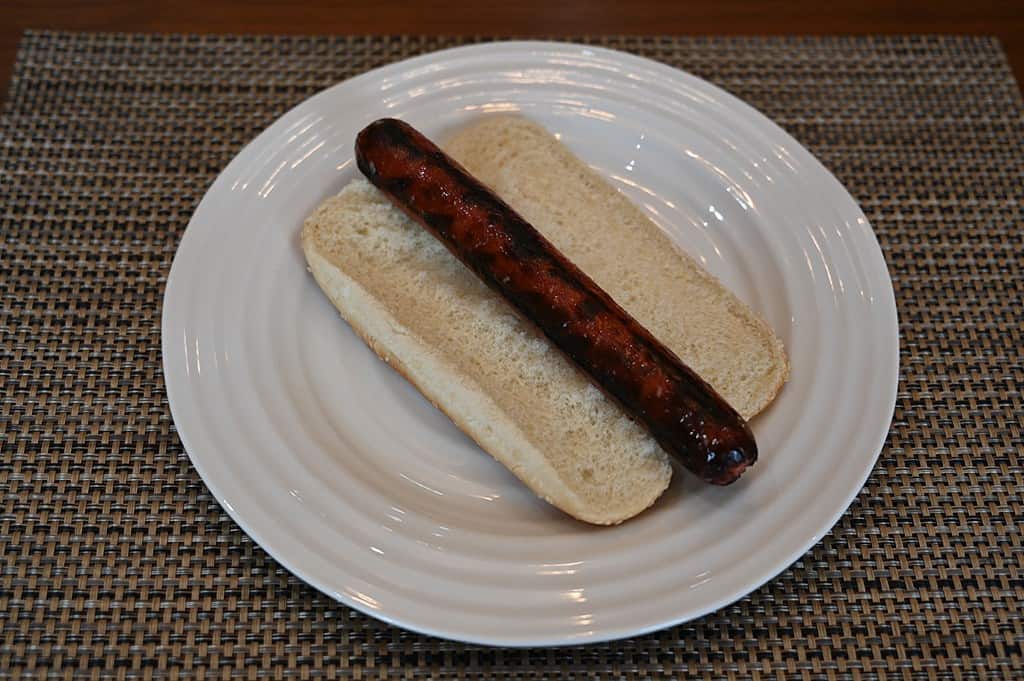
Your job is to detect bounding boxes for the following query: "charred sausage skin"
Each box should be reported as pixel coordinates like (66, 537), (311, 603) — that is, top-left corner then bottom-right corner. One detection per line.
(355, 118), (756, 484)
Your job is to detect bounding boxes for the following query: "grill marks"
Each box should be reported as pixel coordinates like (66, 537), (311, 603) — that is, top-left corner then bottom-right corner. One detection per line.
(355, 118), (757, 484)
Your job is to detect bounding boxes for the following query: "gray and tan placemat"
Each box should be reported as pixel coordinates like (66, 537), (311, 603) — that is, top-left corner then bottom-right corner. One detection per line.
(1, 32), (1021, 679)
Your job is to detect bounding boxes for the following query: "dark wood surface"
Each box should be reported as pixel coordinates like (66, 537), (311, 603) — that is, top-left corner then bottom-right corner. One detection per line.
(2, 1), (1023, 98)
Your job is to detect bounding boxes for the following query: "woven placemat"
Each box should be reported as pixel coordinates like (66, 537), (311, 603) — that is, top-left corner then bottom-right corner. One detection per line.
(1, 31), (1022, 680)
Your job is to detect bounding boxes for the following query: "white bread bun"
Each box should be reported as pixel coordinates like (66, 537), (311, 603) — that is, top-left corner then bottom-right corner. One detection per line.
(302, 117), (788, 524)
(445, 117), (789, 419)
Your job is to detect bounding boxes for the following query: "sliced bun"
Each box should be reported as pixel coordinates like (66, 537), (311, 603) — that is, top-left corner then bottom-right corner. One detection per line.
(444, 116), (789, 420)
(303, 179), (672, 525)
(302, 116), (788, 524)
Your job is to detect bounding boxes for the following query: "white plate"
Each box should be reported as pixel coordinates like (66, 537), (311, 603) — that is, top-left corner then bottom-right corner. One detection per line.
(162, 41), (898, 646)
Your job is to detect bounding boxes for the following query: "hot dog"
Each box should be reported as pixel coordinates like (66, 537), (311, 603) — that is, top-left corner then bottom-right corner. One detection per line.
(355, 118), (756, 484)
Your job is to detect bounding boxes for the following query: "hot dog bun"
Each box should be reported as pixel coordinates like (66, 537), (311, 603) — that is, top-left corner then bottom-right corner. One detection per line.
(303, 179), (672, 525)
(445, 117), (789, 420)
(302, 117), (788, 524)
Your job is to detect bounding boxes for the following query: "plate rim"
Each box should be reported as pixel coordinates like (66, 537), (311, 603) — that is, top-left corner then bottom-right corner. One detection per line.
(161, 39), (900, 646)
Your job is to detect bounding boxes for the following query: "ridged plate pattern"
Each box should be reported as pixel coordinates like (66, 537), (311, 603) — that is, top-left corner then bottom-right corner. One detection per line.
(162, 41), (899, 646)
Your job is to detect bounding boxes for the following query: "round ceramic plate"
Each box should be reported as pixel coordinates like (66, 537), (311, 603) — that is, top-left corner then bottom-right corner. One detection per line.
(162, 41), (899, 646)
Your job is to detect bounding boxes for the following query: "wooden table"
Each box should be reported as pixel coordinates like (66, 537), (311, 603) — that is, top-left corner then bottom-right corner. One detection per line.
(2, 0), (1023, 98)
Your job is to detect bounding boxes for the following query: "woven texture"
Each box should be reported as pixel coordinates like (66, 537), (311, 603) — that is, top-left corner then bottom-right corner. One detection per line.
(1, 32), (1022, 680)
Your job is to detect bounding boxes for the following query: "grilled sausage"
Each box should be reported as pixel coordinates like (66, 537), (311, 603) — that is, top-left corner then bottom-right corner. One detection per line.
(355, 118), (757, 484)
